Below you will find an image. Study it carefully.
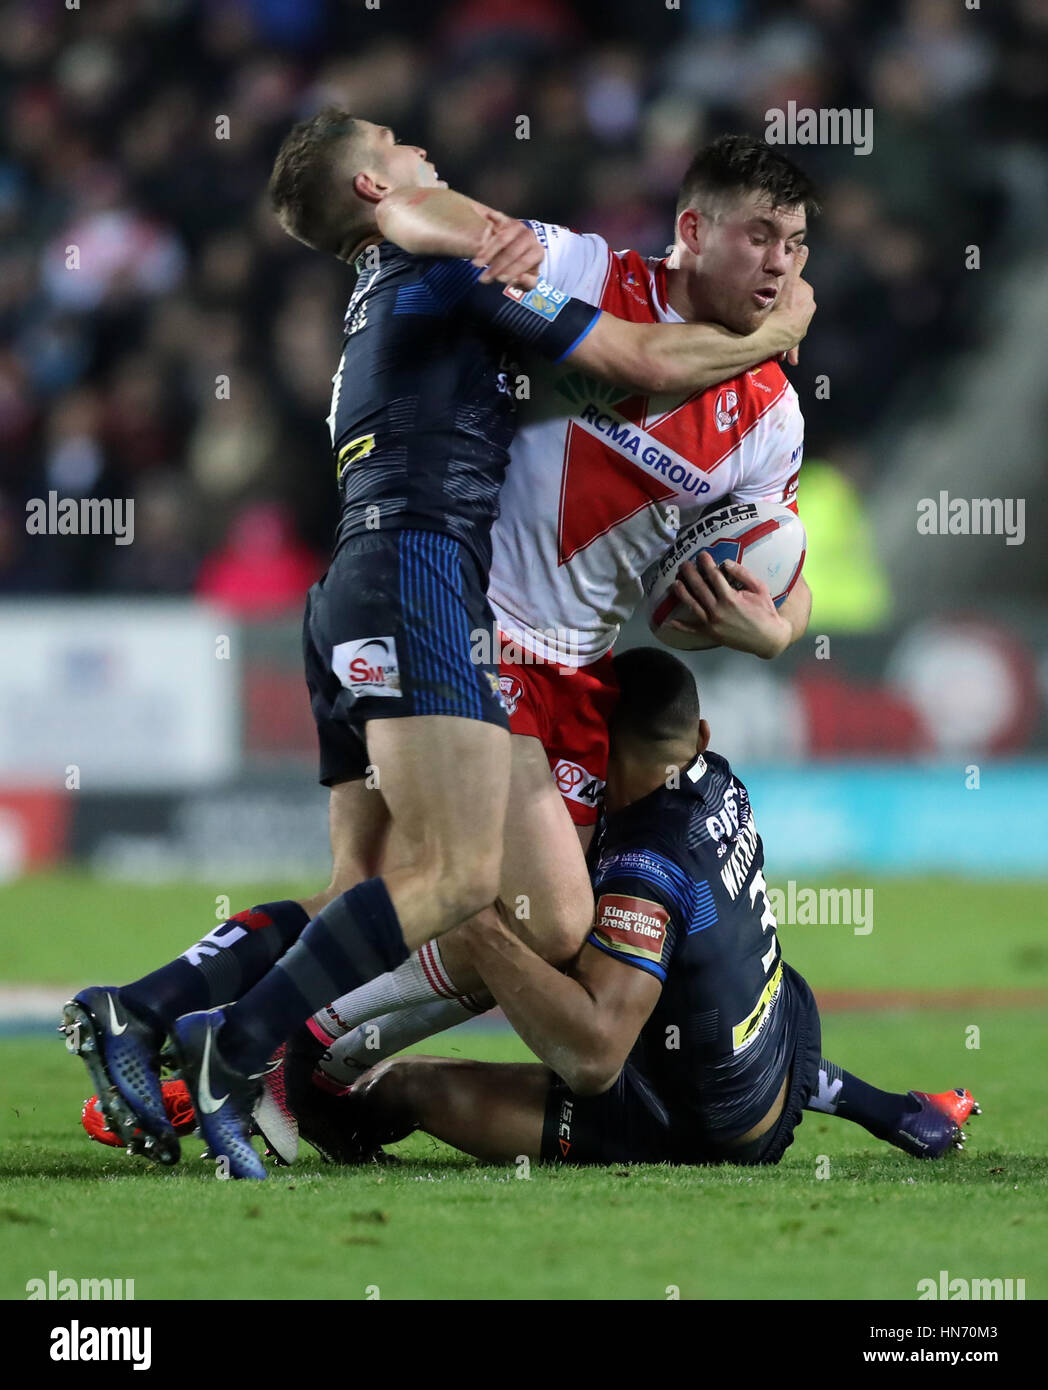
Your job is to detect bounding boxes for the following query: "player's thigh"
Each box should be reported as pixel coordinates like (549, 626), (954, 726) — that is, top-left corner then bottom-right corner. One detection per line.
(368, 1055), (550, 1163)
(366, 713), (511, 886)
(498, 734), (595, 963)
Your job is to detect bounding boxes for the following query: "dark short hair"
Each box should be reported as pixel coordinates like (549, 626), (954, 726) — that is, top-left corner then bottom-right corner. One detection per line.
(611, 647), (701, 747)
(269, 108), (371, 256)
(676, 133), (820, 220)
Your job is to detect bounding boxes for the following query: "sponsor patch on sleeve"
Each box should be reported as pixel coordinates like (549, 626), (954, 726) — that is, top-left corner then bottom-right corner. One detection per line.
(503, 277), (570, 321)
(592, 893), (669, 965)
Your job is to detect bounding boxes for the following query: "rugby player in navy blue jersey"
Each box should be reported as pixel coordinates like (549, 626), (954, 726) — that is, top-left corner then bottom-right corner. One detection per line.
(63, 114), (815, 1177)
(332, 648), (978, 1168)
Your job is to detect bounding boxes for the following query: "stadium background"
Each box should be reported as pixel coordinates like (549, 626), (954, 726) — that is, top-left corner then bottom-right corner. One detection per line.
(0, 0), (1046, 1304)
(2, 0), (1046, 882)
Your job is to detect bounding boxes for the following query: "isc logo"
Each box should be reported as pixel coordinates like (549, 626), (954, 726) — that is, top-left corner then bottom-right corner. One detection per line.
(333, 637), (402, 699)
(557, 1098), (573, 1156)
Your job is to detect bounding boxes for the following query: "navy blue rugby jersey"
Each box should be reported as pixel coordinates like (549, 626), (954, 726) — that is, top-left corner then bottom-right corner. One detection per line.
(587, 750), (798, 1148)
(326, 243), (599, 572)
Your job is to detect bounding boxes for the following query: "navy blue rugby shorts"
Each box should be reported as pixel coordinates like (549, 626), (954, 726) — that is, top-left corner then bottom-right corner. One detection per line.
(302, 528), (508, 786)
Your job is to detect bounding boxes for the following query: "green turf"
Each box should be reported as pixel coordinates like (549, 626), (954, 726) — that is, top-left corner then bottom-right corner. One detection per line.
(1, 1017), (1046, 1301)
(1, 872), (1046, 1300)
(6, 869), (1048, 994)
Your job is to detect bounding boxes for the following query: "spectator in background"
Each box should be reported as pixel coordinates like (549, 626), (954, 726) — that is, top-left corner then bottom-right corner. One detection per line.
(195, 501), (323, 618)
(0, 0), (1035, 600)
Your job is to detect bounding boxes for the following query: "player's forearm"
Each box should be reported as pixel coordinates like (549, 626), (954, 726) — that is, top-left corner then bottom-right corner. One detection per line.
(462, 916), (621, 1095)
(375, 188), (492, 260)
(639, 316), (798, 394)
(742, 574), (809, 660)
(572, 314), (795, 396)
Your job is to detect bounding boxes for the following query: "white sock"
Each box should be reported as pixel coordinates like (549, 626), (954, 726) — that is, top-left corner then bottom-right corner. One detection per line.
(318, 996), (488, 1087)
(311, 939), (462, 1041)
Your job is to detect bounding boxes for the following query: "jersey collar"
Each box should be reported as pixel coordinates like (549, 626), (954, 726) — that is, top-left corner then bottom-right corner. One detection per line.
(652, 258), (684, 324)
(685, 753), (709, 783)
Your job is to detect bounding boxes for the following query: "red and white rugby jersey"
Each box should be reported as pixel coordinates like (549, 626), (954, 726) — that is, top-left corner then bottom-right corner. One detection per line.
(487, 222), (805, 666)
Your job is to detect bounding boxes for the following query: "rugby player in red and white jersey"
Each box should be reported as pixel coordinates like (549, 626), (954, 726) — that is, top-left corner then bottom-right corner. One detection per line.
(487, 134), (815, 835)
(281, 137), (820, 1142)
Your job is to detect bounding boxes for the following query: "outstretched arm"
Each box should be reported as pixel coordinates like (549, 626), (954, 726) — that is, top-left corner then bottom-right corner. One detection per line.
(375, 187), (545, 285)
(569, 285), (812, 395)
(376, 188), (816, 395)
(473, 210), (817, 385)
(460, 911), (661, 1096)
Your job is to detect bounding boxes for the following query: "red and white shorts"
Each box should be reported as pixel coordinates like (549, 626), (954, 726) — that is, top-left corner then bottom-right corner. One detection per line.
(497, 648), (619, 826)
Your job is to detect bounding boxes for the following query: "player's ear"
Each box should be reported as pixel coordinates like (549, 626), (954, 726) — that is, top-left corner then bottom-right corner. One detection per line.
(352, 168), (387, 205)
(696, 718), (711, 755)
(676, 207), (704, 256)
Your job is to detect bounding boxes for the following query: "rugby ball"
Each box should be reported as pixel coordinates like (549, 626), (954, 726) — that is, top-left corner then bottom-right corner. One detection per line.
(642, 499), (806, 650)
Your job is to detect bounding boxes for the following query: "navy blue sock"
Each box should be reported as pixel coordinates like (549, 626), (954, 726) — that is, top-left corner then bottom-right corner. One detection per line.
(806, 1058), (920, 1138)
(218, 878), (409, 1076)
(119, 900), (309, 1043)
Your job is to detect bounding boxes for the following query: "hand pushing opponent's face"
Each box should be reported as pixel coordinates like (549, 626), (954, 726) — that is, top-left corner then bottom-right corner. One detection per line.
(679, 189), (807, 335)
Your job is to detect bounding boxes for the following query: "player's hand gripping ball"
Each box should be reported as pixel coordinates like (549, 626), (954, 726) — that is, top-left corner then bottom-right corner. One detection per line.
(642, 499), (806, 650)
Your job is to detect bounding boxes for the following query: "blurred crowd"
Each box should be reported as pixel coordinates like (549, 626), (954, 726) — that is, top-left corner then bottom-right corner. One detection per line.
(1, 0), (1044, 607)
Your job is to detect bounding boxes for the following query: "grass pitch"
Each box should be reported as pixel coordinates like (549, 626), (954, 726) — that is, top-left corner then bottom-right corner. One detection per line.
(1, 872), (1046, 1300)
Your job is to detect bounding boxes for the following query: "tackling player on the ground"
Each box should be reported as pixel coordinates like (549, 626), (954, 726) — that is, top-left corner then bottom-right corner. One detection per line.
(317, 648), (980, 1168)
